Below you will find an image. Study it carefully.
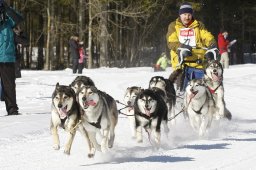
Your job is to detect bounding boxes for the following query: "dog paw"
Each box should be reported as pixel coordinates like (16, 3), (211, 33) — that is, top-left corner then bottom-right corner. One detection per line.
(53, 144), (60, 150)
(108, 143), (113, 148)
(137, 139), (143, 143)
(214, 114), (221, 120)
(64, 149), (70, 155)
(101, 146), (108, 153)
(88, 153), (95, 158)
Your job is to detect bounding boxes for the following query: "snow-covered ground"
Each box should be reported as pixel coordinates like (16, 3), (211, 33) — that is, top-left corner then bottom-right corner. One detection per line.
(0, 65), (256, 170)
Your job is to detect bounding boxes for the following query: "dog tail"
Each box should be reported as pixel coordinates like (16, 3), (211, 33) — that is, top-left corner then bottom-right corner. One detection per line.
(169, 69), (183, 83)
(169, 68), (183, 83)
(224, 108), (232, 120)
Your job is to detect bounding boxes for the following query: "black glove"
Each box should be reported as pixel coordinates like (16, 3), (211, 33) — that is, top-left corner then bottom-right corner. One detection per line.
(177, 44), (192, 58)
(205, 45), (219, 61)
(180, 44), (192, 51)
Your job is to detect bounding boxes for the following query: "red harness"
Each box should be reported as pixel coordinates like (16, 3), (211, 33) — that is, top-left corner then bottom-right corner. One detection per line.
(207, 83), (222, 94)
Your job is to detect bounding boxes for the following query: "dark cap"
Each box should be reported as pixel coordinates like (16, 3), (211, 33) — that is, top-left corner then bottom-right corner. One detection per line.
(179, 2), (193, 15)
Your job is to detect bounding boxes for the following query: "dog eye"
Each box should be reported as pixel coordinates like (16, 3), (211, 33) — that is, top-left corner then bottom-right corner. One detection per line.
(88, 92), (93, 95)
(63, 96), (68, 99)
(55, 96), (59, 100)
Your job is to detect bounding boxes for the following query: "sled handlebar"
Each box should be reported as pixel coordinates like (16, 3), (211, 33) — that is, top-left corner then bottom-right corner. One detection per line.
(177, 46), (219, 67)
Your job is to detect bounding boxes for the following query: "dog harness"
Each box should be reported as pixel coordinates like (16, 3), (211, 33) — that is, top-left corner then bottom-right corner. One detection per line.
(207, 82), (222, 94)
(88, 115), (102, 129)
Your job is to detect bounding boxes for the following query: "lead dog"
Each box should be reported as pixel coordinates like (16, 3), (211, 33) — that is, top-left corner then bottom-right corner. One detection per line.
(123, 86), (142, 138)
(78, 85), (118, 153)
(134, 89), (168, 147)
(184, 79), (215, 136)
(149, 76), (176, 124)
(204, 60), (232, 120)
(50, 83), (95, 157)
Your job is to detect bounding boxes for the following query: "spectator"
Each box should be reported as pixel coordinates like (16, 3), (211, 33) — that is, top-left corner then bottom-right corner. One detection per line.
(218, 30), (230, 68)
(0, 1), (24, 115)
(154, 52), (169, 71)
(218, 30), (236, 68)
(13, 25), (29, 78)
(78, 41), (85, 74)
(69, 35), (79, 74)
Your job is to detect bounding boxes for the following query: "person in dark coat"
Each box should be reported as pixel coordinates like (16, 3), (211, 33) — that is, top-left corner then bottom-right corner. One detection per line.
(0, 1), (24, 115)
(69, 35), (80, 74)
(13, 25), (29, 78)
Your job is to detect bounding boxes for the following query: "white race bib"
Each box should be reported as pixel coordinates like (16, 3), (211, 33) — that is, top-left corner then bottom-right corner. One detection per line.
(179, 28), (196, 47)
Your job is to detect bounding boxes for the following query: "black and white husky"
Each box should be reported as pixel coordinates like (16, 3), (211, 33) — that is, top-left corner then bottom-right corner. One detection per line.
(78, 85), (118, 153)
(184, 79), (215, 136)
(123, 86), (142, 138)
(149, 76), (176, 124)
(134, 89), (168, 147)
(70, 75), (95, 94)
(204, 60), (232, 120)
(50, 83), (94, 157)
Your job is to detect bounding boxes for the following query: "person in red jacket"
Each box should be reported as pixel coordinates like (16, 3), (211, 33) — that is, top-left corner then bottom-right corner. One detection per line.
(218, 30), (230, 68)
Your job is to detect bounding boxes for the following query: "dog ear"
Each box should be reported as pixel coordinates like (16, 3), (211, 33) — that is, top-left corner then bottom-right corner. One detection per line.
(90, 86), (98, 92)
(88, 78), (95, 86)
(201, 79), (206, 86)
(56, 82), (60, 89)
(138, 87), (143, 92)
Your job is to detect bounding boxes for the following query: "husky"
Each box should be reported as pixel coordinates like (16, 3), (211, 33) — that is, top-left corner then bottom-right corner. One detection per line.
(204, 60), (232, 120)
(149, 76), (176, 124)
(134, 89), (168, 147)
(78, 85), (118, 153)
(70, 75), (95, 94)
(50, 83), (95, 157)
(123, 86), (142, 138)
(184, 79), (215, 136)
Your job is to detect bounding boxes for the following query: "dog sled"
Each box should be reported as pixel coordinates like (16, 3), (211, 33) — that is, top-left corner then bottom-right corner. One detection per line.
(169, 46), (219, 111)
(175, 46), (219, 91)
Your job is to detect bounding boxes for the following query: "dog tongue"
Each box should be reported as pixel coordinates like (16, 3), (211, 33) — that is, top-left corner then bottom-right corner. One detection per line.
(144, 108), (151, 117)
(87, 100), (97, 106)
(59, 107), (67, 119)
(212, 73), (220, 81)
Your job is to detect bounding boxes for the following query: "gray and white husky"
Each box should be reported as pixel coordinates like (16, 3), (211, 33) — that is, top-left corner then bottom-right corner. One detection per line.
(70, 75), (95, 94)
(149, 76), (176, 124)
(184, 79), (215, 136)
(134, 89), (168, 147)
(204, 60), (232, 120)
(78, 85), (118, 153)
(123, 86), (142, 138)
(50, 83), (94, 157)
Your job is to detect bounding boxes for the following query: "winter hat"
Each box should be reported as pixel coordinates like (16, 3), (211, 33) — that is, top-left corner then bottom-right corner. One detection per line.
(179, 2), (193, 15)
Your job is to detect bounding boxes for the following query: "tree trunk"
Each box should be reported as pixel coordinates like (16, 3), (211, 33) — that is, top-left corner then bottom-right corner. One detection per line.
(45, 0), (51, 70)
(88, 0), (93, 69)
(99, 2), (108, 67)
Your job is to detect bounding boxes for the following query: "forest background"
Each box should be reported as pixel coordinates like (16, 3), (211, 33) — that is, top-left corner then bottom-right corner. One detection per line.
(8, 0), (256, 70)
